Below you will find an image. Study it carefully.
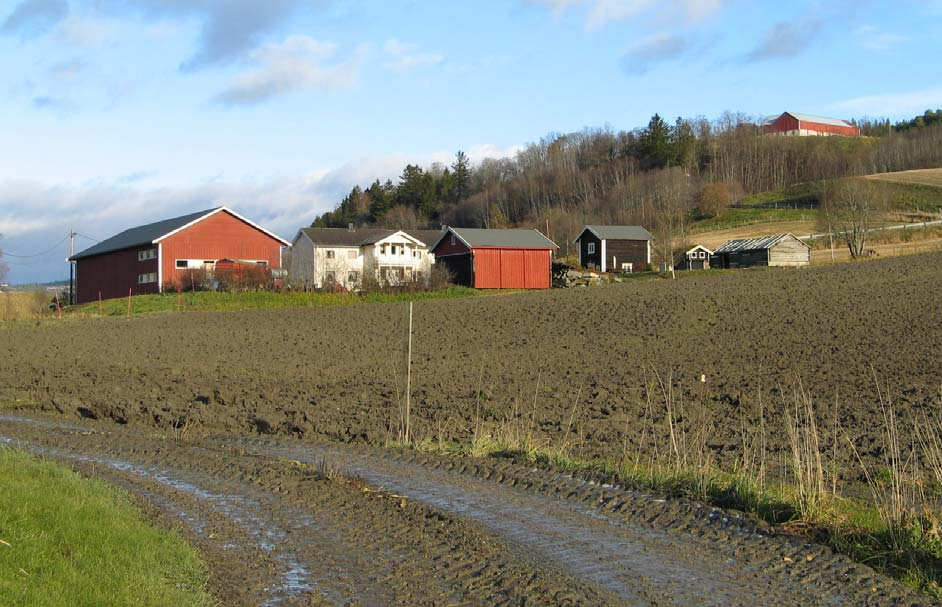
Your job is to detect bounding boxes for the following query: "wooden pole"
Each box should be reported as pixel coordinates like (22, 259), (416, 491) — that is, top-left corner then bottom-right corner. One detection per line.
(405, 301), (413, 445)
(54, 293), (61, 319)
(127, 288), (131, 319)
(98, 291), (102, 316)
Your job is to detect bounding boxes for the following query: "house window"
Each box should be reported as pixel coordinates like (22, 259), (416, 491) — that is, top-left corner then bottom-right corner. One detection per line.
(176, 260), (188, 269)
(138, 248), (156, 261)
(138, 272), (157, 284)
(450, 235), (456, 246)
(256, 261), (268, 266)
(324, 271), (335, 283)
(699, 251), (706, 259)
(347, 250), (357, 260)
(381, 245), (387, 255)
(326, 250), (335, 259)
(347, 271), (359, 285)
(587, 242), (596, 254)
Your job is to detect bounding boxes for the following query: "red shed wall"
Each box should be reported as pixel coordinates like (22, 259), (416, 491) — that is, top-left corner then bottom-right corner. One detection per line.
(75, 246), (159, 304)
(159, 211), (284, 290)
(763, 113), (800, 134)
(472, 248), (551, 289)
(800, 120), (859, 136)
(431, 233), (470, 257)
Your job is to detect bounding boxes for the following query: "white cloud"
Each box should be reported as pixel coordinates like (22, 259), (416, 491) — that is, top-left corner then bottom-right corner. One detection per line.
(855, 25), (905, 53)
(830, 86), (942, 118)
(57, 15), (113, 49)
(620, 33), (691, 75)
(528, 0), (724, 29)
(213, 35), (368, 106)
(382, 38), (444, 71)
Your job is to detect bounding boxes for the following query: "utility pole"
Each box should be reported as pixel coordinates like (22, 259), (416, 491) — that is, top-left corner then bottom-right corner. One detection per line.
(68, 229), (75, 305)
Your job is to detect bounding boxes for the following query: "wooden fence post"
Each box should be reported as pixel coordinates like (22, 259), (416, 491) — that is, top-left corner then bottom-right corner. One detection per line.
(127, 288), (131, 319)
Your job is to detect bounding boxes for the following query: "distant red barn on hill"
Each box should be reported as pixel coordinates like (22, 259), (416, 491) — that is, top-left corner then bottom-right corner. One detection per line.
(431, 227), (558, 289)
(761, 112), (860, 137)
(69, 207), (289, 304)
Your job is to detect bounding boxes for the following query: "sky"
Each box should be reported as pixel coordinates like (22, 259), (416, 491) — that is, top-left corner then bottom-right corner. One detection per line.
(0, 0), (939, 283)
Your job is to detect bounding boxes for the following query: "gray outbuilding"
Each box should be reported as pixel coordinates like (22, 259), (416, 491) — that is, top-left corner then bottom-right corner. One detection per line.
(711, 233), (810, 269)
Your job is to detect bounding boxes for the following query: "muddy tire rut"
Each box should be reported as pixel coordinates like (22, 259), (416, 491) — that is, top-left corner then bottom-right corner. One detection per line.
(0, 413), (929, 607)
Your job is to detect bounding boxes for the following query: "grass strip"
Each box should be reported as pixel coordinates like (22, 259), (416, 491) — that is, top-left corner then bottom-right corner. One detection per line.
(0, 448), (215, 607)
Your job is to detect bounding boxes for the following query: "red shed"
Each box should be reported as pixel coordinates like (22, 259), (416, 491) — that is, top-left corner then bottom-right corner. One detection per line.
(761, 112), (860, 137)
(69, 207), (289, 304)
(431, 227), (558, 289)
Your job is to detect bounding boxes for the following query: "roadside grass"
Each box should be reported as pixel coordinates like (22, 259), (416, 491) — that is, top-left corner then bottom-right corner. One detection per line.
(688, 208), (815, 234)
(69, 287), (483, 318)
(808, 225), (942, 250)
(1, 292), (55, 322)
(0, 448), (216, 607)
(391, 371), (942, 599)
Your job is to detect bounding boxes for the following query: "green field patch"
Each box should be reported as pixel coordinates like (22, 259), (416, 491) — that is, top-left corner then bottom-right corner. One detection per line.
(0, 448), (215, 607)
(688, 208), (816, 234)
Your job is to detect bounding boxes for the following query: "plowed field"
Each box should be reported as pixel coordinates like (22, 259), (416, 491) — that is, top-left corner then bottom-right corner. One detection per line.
(1, 253), (940, 477)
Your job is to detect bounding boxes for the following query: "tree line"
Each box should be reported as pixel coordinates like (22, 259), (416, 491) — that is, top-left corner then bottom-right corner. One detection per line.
(312, 110), (942, 258)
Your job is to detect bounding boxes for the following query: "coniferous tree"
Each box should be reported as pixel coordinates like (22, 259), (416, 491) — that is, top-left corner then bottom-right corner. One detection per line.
(452, 150), (472, 202)
(640, 114), (672, 170)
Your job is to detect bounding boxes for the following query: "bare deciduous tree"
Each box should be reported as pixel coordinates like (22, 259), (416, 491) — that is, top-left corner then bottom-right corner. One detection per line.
(821, 179), (887, 259)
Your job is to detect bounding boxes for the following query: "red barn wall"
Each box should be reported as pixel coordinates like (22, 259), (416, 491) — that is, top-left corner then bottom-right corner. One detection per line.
(75, 246), (159, 304)
(763, 113), (859, 137)
(159, 211), (283, 289)
(472, 248), (551, 289)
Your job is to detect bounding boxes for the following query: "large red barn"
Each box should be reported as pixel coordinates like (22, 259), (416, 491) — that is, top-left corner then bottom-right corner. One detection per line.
(761, 112), (860, 137)
(431, 227), (558, 289)
(69, 207), (289, 304)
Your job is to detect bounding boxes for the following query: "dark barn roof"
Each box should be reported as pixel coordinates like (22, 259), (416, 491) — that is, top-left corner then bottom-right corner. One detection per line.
(575, 225), (653, 242)
(440, 227), (558, 250)
(299, 227), (400, 246)
(70, 208), (219, 260)
(404, 229), (446, 247)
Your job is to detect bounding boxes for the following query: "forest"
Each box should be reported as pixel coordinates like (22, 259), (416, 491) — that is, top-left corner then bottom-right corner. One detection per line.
(311, 111), (942, 257)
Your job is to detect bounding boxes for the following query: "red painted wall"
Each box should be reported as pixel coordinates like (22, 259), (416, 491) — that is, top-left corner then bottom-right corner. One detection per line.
(762, 113), (859, 137)
(431, 232), (470, 257)
(75, 246), (159, 304)
(472, 248), (551, 289)
(159, 211), (283, 290)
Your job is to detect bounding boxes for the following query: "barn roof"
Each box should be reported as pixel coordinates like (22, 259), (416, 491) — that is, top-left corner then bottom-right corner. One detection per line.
(71, 207), (290, 260)
(70, 207), (219, 260)
(713, 233), (809, 253)
(300, 227), (439, 247)
(440, 227), (558, 250)
(763, 112), (855, 128)
(576, 225), (653, 243)
(404, 229), (446, 247)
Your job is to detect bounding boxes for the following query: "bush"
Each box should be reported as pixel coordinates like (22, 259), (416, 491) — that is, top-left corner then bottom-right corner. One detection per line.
(697, 183), (733, 218)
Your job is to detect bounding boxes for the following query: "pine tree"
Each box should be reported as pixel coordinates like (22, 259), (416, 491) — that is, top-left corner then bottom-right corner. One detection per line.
(640, 114), (672, 170)
(452, 150), (471, 202)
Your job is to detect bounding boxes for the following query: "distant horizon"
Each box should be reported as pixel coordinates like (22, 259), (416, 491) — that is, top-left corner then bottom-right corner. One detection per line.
(1, 0), (938, 283)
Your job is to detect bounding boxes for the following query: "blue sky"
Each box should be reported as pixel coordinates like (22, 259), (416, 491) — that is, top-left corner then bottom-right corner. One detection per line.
(1, 0), (939, 283)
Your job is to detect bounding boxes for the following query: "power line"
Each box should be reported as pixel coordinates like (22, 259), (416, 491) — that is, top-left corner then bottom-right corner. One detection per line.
(75, 232), (100, 243)
(1, 236), (70, 258)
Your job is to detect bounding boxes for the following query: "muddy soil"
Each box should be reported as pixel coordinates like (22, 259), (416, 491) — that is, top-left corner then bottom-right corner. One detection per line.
(1, 253), (940, 477)
(0, 412), (929, 606)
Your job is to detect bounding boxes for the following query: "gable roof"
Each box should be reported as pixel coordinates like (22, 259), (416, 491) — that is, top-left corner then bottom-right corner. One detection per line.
(763, 112), (855, 128)
(71, 208), (217, 260)
(713, 233), (809, 254)
(405, 229), (445, 247)
(71, 207), (290, 260)
(686, 244), (714, 254)
(575, 225), (653, 243)
(299, 227), (395, 246)
(439, 227), (558, 250)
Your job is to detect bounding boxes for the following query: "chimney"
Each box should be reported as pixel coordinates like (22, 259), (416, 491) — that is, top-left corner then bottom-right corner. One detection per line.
(348, 223), (355, 232)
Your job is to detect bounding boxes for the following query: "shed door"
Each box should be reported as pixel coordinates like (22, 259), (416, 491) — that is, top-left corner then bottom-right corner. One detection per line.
(473, 249), (501, 289)
(500, 249), (525, 288)
(524, 250), (550, 289)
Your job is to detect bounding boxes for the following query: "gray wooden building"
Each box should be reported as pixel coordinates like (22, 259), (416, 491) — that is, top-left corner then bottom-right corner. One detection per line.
(711, 233), (810, 269)
(574, 225), (653, 272)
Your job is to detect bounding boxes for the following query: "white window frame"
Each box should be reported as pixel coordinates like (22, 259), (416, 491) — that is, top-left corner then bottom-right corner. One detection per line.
(325, 250), (335, 259)
(587, 242), (596, 254)
(138, 248), (156, 261)
(138, 272), (157, 284)
(347, 250), (357, 260)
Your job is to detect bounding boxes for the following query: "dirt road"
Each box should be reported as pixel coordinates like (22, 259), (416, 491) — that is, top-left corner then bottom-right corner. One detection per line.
(0, 413), (927, 606)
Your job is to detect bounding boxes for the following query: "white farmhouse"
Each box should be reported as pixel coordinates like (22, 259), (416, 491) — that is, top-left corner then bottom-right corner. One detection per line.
(288, 227), (440, 290)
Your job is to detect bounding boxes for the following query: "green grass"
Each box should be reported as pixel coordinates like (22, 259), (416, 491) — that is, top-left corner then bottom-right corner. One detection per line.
(70, 287), (483, 317)
(861, 178), (942, 213)
(0, 448), (215, 607)
(688, 208), (816, 234)
(739, 183), (820, 208)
